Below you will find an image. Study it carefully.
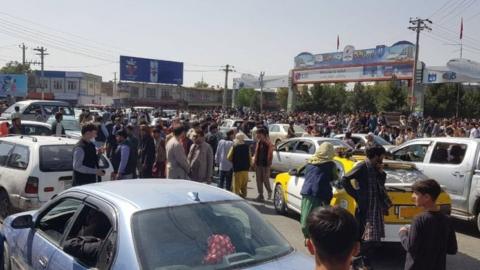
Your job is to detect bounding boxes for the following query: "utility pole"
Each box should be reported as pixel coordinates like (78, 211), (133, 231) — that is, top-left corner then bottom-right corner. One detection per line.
(221, 64), (234, 109)
(18, 43), (27, 66)
(34, 46), (48, 100)
(408, 18), (431, 112)
(259, 72), (265, 113)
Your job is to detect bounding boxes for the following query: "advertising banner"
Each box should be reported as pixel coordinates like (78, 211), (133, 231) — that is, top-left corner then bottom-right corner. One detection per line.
(294, 41), (415, 69)
(233, 74), (288, 89)
(120, 56), (183, 85)
(293, 63), (413, 83)
(0, 74), (28, 97)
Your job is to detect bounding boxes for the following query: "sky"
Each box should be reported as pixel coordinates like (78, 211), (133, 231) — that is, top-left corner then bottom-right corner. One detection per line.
(0, 0), (479, 87)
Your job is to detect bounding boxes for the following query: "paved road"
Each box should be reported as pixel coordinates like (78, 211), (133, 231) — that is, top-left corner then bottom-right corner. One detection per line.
(243, 175), (480, 270)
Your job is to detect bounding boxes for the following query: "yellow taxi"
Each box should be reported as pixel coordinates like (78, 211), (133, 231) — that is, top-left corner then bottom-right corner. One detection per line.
(272, 157), (452, 242)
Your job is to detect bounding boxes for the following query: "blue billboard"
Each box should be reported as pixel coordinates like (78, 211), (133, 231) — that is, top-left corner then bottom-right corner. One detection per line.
(120, 56), (183, 85)
(0, 74), (28, 97)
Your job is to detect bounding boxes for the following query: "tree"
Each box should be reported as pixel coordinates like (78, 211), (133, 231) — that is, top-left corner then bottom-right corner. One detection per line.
(236, 88), (257, 108)
(373, 79), (408, 112)
(424, 83), (461, 117)
(193, 81), (209, 88)
(0, 61), (31, 74)
(344, 82), (376, 113)
(276, 87), (288, 110)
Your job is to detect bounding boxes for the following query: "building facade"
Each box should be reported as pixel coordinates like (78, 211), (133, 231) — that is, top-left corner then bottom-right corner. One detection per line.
(29, 71), (103, 105)
(113, 82), (232, 108)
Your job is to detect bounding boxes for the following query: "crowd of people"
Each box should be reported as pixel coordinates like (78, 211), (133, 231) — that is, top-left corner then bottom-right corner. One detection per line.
(5, 104), (463, 270)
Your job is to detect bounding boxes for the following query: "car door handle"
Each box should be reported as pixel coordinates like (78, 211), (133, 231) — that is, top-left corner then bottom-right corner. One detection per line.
(452, 172), (465, 177)
(38, 256), (48, 268)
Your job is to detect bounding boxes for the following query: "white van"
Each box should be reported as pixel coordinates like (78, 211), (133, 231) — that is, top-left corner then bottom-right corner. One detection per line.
(0, 135), (112, 219)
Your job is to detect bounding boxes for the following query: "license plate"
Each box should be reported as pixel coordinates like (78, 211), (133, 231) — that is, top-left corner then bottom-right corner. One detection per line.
(399, 206), (422, 219)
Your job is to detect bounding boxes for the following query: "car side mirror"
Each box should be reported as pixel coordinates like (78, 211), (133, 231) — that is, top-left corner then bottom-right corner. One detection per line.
(11, 214), (33, 229)
(288, 168), (298, 176)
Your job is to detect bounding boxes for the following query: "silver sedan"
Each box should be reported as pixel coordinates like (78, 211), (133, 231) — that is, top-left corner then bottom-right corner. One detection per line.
(271, 137), (353, 173)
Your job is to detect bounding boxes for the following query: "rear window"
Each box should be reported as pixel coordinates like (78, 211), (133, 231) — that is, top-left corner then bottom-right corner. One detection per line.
(40, 145), (74, 172)
(40, 144), (109, 172)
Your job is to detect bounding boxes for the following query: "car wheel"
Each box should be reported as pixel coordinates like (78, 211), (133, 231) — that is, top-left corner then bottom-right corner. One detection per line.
(273, 184), (287, 215)
(0, 190), (11, 222)
(3, 242), (11, 270)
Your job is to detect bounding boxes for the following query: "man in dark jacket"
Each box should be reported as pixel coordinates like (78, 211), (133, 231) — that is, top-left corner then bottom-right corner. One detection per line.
(341, 145), (392, 267)
(72, 123), (105, 186)
(139, 124), (155, 178)
(111, 129), (135, 180)
(51, 112), (65, 136)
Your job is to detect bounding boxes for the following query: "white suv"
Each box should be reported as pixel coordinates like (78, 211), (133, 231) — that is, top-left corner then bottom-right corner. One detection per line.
(0, 135), (113, 219)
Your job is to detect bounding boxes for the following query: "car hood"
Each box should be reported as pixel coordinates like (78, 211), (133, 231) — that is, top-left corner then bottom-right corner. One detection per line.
(66, 130), (82, 139)
(245, 251), (313, 270)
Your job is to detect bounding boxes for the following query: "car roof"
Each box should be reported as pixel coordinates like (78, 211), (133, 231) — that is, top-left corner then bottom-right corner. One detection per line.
(70, 179), (241, 211)
(13, 100), (70, 106)
(0, 120), (51, 127)
(0, 135), (78, 146)
(407, 137), (480, 143)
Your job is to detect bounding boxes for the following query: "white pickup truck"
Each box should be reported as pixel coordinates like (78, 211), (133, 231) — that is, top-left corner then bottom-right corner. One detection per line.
(390, 137), (480, 231)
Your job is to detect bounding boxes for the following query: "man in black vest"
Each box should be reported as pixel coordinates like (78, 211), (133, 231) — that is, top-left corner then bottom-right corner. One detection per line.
(111, 129), (135, 180)
(73, 123), (105, 186)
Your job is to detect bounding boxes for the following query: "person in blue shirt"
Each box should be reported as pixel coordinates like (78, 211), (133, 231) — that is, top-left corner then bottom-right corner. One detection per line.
(300, 142), (338, 238)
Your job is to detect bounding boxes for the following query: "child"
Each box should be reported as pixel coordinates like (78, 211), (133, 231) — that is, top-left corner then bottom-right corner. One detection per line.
(399, 179), (457, 270)
(306, 207), (360, 270)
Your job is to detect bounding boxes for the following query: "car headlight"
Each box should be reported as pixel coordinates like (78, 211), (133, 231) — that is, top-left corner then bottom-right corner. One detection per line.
(339, 199), (349, 209)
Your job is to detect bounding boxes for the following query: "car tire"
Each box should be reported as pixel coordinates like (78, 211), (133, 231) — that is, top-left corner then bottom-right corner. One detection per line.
(3, 242), (11, 270)
(273, 184), (287, 215)
(0, 190), (11, 222)
(476, 211), (480, 234)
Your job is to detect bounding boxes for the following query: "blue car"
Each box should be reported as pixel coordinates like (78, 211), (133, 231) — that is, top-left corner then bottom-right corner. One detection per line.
(1, 180), (312, 270)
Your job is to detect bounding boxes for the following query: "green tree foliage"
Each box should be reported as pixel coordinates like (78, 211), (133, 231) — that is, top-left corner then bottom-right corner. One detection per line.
(344, 82), (376, 112)
(372, 79), (408, 112)
(424, 83), (459, 117)
(0, 61), (31, 74)
(236, 88), (258, 108)
(276, 87), (289, 110)
(193, 81), (209, 88)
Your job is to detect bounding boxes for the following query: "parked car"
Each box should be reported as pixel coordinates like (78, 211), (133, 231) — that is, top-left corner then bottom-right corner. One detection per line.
(0, 120), (52, 136)
(266, 124), (306, 145)
(0, 136), (112, 220)
(334, 133), (394, 151)
(46, 115), (81, 139)
(1, 100), (74, 122)
(389, 137), (480, 231)
(273, 160), (452, 242)
(271, 137), (353, 173)
(219, 119), (256, 138)
(1, 179), (312, 269)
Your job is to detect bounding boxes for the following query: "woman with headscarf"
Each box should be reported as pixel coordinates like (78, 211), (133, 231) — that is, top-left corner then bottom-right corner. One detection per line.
(300, 142), (338, 238)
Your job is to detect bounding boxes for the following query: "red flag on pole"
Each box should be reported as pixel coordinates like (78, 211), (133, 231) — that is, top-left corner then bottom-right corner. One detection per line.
(337, 35), (340, 51)
(460, 17), (463, 40)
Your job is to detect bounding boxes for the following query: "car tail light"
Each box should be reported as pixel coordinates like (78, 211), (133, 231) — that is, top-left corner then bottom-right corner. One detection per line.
(44, 187), (54, 192)
(25, 177), (39, 194)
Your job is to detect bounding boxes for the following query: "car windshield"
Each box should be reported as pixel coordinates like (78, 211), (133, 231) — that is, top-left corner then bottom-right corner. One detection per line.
(282, 125), (305, 133)
(40, 145), (75, 172)
(132, 201), (292, 270)
(373, 135), (391, 146)
(62, 119), (80, 131)
(4, 103), (28, 113)
(384, 166), (428, 184)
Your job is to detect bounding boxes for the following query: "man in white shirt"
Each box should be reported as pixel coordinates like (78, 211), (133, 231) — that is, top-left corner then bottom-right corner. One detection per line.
(469, 123), (479, 138)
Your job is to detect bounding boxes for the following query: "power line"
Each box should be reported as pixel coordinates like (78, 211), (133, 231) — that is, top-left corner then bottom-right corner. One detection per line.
(0, 11), (133, 55)
(437, 0), (477, 25)
(435, 0), (470, 24)
(429, 0), (454, 19)
(0, 18), (117, 61)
